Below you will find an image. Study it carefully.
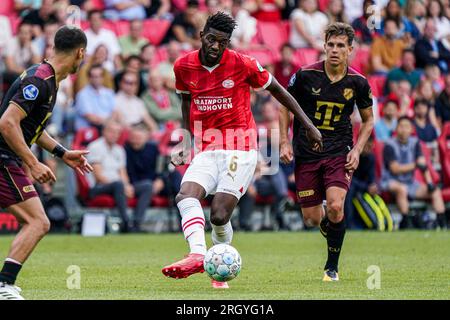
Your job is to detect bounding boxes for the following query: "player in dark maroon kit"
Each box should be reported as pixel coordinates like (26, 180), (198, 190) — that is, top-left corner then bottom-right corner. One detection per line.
(162, 12), (323, 288)
(280, 23), (374, 281)
(0, 26), (93, 300)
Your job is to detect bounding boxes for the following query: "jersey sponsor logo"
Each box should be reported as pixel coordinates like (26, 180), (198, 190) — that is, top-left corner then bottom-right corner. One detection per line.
(343, 88), (354, 100)
(193, 96), (233, 112)
(315, 101), (346, 131)
(288, 74), (296, 87)
(22, 185), (36, 193)
(312, 87), (321, 95)
(298, 189), (315, 198)
(222, 79), (234, 89)
(23, 84), (39, 101)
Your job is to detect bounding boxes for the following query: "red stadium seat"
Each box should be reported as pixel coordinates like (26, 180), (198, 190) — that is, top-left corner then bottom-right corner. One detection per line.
(367, 74), (387, 98)
(373, 139), (384, 180)
(414, 142), (440, 184)
(438, 122), (450, 186)
(0, 0), (15, 17)
(141, 19), (171, 45)
(8, 15), (21, 35)
(438, 123), (450, 188)
(75, 170), (138, 208)
(237, 48), (276, 67)
(102, 19), (117, 33)
(257, 21), (289, 55)
(318, 0), (331, 12)
(255, 195), (274, 205)
(73, 127), (172, 209)
(292, 48), (320, 67)
(91, 0), (106, 10)
(115, 20), (130, 37)
(151, 195), (170, 208)
(72, 127), (99, 150)
(350, 47), (370, 75)
(153, 46), (168, 66)
(117, 128), (129, 146)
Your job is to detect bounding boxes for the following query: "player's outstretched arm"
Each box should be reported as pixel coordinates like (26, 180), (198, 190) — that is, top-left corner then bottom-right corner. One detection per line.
(37, 130), (93, 176)
(266, 77), (323, 151)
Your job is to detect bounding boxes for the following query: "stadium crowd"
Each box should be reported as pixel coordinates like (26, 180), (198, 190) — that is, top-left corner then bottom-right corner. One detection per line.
(0, 0), (449, 232)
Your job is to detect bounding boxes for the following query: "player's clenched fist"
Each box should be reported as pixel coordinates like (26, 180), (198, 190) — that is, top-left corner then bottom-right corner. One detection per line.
(30, 162), (56, 184)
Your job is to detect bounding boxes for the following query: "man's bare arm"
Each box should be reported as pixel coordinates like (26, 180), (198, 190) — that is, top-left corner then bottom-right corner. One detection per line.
(0, 104), (39, 167)
(0, 104), (56, 182)
(267, 77), (322, 150)
(354, 107), (374, 154)
(36, 130), (59, 153)
(180, 93), (191, 133)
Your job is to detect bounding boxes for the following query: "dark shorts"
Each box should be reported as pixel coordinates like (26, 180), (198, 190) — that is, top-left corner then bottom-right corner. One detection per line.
(295, 155), (353, 208)
(0, 160), (38, 209)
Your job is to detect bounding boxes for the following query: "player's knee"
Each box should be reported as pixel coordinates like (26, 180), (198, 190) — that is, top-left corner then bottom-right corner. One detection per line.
(327, 199), (344, 215)
(31, 215), (51, 237)
(175, 192), (189, 204)
(394, 184), (408, 197)
(302, 212), (321, 227)
(140, 180), (153, 192)
(112, 181), (125, 190)
(210, 208), (229, 226)
(175, 188), (203, 204)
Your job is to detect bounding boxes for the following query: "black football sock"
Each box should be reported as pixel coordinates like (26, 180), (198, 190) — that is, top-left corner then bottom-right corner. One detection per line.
(319, 215), (329, 239)
(324, 219), (346, 272)
(437, 213), (447, 228)
(0, 260), (22, 285)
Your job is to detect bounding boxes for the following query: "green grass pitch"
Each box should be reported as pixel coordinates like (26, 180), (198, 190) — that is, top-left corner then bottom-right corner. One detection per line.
(0, 231), (449, 300)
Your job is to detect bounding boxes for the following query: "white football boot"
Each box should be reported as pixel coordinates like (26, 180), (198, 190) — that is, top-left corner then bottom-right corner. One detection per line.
(0, 282), (25, 300)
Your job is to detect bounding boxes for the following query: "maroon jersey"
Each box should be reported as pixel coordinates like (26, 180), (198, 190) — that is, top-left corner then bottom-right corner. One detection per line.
(174, 49), (272, 152)
(0, 60), (57, 162)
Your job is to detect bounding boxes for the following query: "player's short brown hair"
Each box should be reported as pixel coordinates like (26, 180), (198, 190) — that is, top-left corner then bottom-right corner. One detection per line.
(324, 23), (355, 46)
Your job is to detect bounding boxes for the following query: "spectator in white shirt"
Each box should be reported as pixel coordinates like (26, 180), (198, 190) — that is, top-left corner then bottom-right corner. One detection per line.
(0, 15), (12, 57)
(427, 0), (450, 41)
(229, 0), (258, 49)
(113, 71), (158, 132)
(84, 10), (122, 71)
(4, 21), (41, 78)
(289, 0), (329, 50)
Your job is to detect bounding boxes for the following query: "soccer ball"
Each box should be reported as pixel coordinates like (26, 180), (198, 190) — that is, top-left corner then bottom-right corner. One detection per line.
(203, 244), (242, 282)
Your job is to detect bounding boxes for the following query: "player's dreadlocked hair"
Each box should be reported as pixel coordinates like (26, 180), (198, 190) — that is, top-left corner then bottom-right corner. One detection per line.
(203, 12), (237, 36)
(324, 22), (355, 46)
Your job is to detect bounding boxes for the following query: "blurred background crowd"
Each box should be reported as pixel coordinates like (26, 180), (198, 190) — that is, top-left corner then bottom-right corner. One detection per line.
(0, 0), (449, 233)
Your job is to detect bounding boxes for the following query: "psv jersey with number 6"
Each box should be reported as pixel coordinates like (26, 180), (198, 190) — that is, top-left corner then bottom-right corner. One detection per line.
(174, 48), (272, 152)
(0, 60), (57, 162)
(287, 61), (373, 162)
